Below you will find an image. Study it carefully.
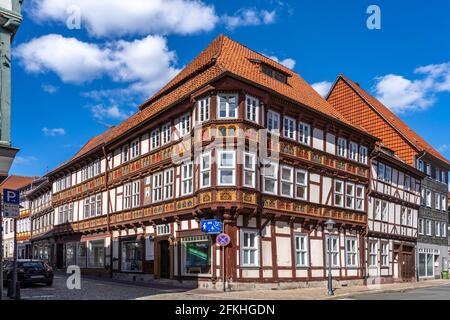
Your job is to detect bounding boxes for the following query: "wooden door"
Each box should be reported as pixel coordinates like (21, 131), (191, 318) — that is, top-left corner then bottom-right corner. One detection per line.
(159, 240), (170, 279)
(401, 246), (415, 281)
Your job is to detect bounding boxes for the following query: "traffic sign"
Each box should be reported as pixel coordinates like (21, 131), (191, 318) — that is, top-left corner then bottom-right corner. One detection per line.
(216, 233), (231, 247)
(2, 189), (20, 218)
(200, 219), (223, 234)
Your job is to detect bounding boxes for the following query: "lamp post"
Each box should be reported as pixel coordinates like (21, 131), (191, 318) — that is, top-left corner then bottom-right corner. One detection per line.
(325, 218), (336, 296)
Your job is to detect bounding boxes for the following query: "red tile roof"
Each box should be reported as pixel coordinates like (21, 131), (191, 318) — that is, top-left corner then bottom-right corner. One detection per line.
(327, 75), (450, 167)
(51, 35), (374, 174)
(0, 175), (35, 192)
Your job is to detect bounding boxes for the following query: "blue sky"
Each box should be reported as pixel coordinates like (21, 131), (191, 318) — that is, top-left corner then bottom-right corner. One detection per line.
(10, 0), (450, 176)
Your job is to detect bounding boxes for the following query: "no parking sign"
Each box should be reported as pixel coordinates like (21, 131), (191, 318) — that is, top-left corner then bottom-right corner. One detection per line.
(216, 233), (230, 247)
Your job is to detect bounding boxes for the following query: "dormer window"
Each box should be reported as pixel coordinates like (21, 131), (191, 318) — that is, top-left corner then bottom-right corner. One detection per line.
(261, 64), (288, 84)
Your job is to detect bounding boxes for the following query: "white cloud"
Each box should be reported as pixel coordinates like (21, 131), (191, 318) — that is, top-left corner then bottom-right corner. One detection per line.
(42, 127), (66, 136)
(14, 34), (181, 95)
(373, 62), (450, 113)
(268, 56), (296, 69)
(312, 81), (333, 97)
(27, 0), (219, 37)
(223, 8), (277, 30)
(438, 144), (449, 153)
(41, 83), (59, 93)
(14, 155), (38, 165)
(90, 104), (131, 121)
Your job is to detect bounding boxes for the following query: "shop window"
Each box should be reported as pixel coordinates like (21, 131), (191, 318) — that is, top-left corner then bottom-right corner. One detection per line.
(181, 236), (212, 275)
(121, 240), (144, 272)
(87, 240), (105, 268)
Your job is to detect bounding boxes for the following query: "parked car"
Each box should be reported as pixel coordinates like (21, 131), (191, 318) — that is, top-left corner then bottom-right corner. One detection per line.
(2, 259), (53, 287)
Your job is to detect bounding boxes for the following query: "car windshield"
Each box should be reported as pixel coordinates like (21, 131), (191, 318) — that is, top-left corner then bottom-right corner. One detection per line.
(20, 262), (44, 268)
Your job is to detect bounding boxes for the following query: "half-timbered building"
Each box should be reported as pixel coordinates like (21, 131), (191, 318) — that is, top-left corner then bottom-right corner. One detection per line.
(43, 35), (378, 290)
(327, 74), (450, 280)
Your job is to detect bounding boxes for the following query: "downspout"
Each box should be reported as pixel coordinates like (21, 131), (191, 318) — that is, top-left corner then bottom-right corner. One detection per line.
(102, 145), (113, 279)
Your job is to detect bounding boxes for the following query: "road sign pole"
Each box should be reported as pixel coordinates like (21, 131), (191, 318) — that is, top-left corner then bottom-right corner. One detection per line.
(11, 218), (17, 299)
(222, 246), (226, 292)
(0, 198), (3, 300)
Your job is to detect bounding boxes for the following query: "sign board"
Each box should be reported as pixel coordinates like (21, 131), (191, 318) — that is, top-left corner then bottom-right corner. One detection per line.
(216, 233), (231, 247)
(2, 189), (20, 218)
(200, 219), (223, 234)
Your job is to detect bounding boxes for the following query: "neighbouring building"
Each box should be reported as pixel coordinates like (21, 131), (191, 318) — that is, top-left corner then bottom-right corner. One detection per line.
(40, 35), (379, 290)
(0, 175), (36, 259)
(327, 75), (450, 281)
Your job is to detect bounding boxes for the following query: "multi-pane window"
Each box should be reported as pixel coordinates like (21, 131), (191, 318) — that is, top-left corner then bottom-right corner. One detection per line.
(369, 241), (377, 266)
(355, 185), (365, 211)
(349, 141), (358, 161)
(243, 152), (256, 188)
(359, 146), (368, 164)
(179, 113), (191, 137)
(132, 180), (140, 208)
(426, 190), (432, 207)
(298, 122), (310, 145)
(181, 163), (193, 195)
(262, 161), (278, 195)
(381, 201), (388, 221)
(164, 169), (174, 200)
(84, 198), (90, 219)
(407, 209), (412, 226)
(124, 182), (135, 209)
(374, 199), (381, 220)
(441, 222), (446, 237)
(404, 175), (411, 190)
(442, 194), (447, 212)
(426, 220), (432, 235)
(346, 238), (357, 267)
(401, 208), (406, 225)
(294, 234), (308, 267)
(267, 110), (280, 134)
(200, 152), (211, 188)
(384, 166), (392, 183)
(334, 180), (344, 207)
(241, 229), (259, 267)
(218, 94), (238, 119)
(283, 116), (296, 140)
(435, 221), (441, 236)
(326, 236), (339, 267)
(245, 95), (259, 123)
(130, 139), (140, 159)
(151, 129), (160, 150)
(197, 97), (210, 123)
(217, 150), (236, 186)
(122, 145), (129, 163)
(381, 243), (389, 266)
(295, 169), (308, 200)
(345, 183), (355, 209)
(280, 166), (294, 197)
(378, 163), (385, 181)
(337, 137), (347, 157)
(435, 194), (441, 210)
(152, 172), (163, 203)
(418, 218), (424, 235)
(161, 123), (171, 145)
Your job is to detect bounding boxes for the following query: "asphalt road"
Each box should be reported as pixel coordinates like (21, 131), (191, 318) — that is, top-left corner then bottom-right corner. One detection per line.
(347, 283), (450, 300)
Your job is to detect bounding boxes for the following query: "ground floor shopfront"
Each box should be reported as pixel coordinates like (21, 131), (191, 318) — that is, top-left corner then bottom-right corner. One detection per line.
(31, 237), (56, 266)
(366, 235), (416, 284)
(17, 241), (32, 259)
(49, 213), (367, 290)
(417, 243), (448, 280)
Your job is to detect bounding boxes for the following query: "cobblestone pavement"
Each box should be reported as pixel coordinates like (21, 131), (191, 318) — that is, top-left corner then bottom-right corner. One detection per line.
(347, 283), (450, 300)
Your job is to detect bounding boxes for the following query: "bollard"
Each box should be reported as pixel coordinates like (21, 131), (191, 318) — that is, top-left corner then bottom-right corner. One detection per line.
(14, 281), (20, 300)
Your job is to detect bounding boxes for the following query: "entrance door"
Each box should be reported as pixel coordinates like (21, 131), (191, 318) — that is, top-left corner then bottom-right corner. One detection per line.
(401, 246), (415, 281)
(56, 244), (64, 269)
(159, 240), (170, 279)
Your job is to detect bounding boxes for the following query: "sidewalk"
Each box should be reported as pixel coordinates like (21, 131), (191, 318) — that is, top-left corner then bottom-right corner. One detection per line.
(188, 279), (450, 300)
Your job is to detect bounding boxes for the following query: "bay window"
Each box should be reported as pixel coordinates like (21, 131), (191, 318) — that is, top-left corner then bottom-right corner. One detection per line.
(345, 238), (357, 267)
(298, 122), (310, 145)
(245, 95), (259, 123)
(241, 229), (259, 267)
(334, 180), (344, 207)
(152, 172), (163, 203)
(161, 122), (171, 145)
(267, 110), (280, 135)
(337, 137), (347, 157)
(151, 129), (160, 150)
(243, 152), (256, 188)
(197, 96), (210, 123)
(378, 163), (385, 181)
(283, 116), (296, 140)
(294, 234), (308, 267)
(295, 169), (308, 200)
(181, 162), (193, 195)
(200, 152), (211, 188)
(218, 94), (238, 119)
(217, 150), (236, 186)
(280, 166), (294, 197)
(385, 166), (392, 183)
(262, 161), (278, 195)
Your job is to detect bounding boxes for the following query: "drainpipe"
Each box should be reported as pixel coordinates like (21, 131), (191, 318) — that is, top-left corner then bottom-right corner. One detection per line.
(102, 145), (113, 279)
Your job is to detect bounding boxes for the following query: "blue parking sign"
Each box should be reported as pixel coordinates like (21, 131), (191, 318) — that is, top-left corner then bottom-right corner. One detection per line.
(3, 189), (20, 205)
(200, 219), (223, 234)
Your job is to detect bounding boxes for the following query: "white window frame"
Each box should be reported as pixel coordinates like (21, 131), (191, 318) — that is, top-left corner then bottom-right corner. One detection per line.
(245, 95), (259, 123)
(240, 229), (260, 267)
(152, 172), (163, 203)
(369, 241), (378, 267)
(200, 152), (211, 189)
(164, 169), (174, 200)
(181, 162), (193, 196)
(243, 152), (256, 188)
(124, 183), (132, 210)
(407, 209), (412, 226)
(359, 146), (368, 164)
(426, 190), (432, 207)
(349, 141), (358, 161)
(426, 220), (432, 236)
(298, 122), (311, 145)
(381, 201), (388, 221)
(132, 180), (140, 208)
(122, 144), (129, 163)
(378, 163), (385, 181)
(150, 129), (160, 151)
(374, 199), (381, 220)
(326, 236), (339, 268)
(334, 180), (344, 207)
(345, 238), (357, 268)
(280, 165), (294, 197)
(267, 110), (280, 135)
(381, 243), (389, 267)
(161, 123), (171, 146)
(337, 137), (347, 158)
(262, 160), (278, 195)
(179, 113), (191, 137)
(355, 185), (365, 211)
(418, 218), (424, 235)
(294, 234), (308, 267)
(283, 116), (296, 140)
(217, 150), (236, 186)
(345, 182), (355, 210)
(217, 94), (238, 119)
(295, 169), (308, 201)
(197, 96), (210, 123)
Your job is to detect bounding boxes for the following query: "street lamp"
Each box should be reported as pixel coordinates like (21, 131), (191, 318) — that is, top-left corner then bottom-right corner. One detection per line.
(325, 218), (336, 296)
